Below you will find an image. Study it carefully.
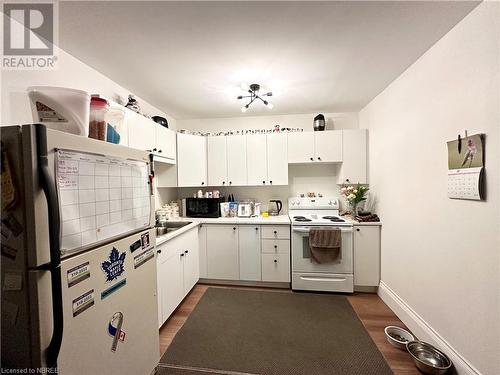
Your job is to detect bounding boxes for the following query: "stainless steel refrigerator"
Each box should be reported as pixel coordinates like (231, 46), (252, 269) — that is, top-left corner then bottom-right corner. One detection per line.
(1, 124), (159, 374)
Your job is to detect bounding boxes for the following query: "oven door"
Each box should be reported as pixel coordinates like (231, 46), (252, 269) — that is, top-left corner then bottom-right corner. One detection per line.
(292, 226), (353, 273)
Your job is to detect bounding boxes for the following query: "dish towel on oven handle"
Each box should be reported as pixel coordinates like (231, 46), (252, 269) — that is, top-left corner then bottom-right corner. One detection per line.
(309, 228), (342, 264)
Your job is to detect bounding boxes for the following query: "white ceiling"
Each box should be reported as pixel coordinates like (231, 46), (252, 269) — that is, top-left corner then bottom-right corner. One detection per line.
(59, 1), (479, 119)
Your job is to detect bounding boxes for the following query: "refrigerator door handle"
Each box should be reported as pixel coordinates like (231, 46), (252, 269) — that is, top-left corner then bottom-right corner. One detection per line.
(36, 124), (63, 369)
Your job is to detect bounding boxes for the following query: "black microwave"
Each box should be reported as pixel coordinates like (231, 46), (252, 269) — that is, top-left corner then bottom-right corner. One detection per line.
(182, 197), (225, 218)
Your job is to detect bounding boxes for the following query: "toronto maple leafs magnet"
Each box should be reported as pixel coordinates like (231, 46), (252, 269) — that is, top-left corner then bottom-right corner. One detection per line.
(101, 248), (126, 282)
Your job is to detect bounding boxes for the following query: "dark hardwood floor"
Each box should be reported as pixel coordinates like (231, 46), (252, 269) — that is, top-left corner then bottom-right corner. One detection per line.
(159, 284), (419, 375)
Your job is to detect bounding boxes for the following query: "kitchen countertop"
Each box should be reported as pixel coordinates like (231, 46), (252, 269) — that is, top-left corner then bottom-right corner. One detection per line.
(155, 221), (200, 246)
(155, 215), (291, 246)
(343, 216), (382, 226)
(192, 215), (291, 225)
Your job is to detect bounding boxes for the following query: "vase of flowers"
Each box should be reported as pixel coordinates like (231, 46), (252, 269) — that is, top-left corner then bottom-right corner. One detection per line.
(340, 184), (369, 216)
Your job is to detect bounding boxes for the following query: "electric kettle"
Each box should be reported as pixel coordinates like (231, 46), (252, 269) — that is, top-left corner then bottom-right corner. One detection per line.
(268, 199), (282, 216)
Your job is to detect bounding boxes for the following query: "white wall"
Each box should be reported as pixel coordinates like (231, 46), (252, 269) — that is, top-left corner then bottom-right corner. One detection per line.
(176, 112), (358, 210)
(0, 46), (179, 209)
(177, 112), (358, 133)
(359, 3), (499, 374)
(0, 47), (176, 129)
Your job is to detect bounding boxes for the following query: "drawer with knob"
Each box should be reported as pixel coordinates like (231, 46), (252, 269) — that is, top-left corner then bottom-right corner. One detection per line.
(261, 239), (289, 254)
(261, 225), (290, 240)
(261, 253), (290, 282)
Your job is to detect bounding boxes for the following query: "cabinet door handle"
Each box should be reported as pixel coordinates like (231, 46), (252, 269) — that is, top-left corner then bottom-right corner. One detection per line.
(274, 245), (277, 249)
(158, 149), (162, 153)
(180, 253), (184, 257)
(185, 250), (189, 254)
(274, 259), (277, 263)
(274, 230), (277, 235)
(201, 182), (205, 185)
(269, 180), (273, 184)
(229, 181), (232, 185)
(356, 228), (360, 232)
(153, 148), (157, 151)
(233, 227), (236, 230)
(255, 227), (259, 231)
(345, 178), (350, 183)
(157, 250), (162, 254)
(222, 181), (225, 185)
(262, 180), (266, 184)
(317, 157), (321, 161)
(310, 157), (314, 161)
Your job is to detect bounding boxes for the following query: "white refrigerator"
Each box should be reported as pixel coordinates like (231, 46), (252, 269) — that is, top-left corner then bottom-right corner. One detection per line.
(1, 124), (159, 374)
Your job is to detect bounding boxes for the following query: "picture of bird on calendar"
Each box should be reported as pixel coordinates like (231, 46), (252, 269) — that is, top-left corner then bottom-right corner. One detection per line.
(446, 133), (485, 201)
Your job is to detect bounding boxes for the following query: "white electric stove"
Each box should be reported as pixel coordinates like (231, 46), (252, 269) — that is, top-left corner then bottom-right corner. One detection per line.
(288, 197), (354, 293)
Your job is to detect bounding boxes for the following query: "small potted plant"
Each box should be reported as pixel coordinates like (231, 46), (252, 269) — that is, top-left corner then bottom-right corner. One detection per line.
(340, 184), (369, 216)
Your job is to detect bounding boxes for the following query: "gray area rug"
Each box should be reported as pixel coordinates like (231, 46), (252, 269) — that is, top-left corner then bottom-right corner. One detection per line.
(158, 288), (393, 375)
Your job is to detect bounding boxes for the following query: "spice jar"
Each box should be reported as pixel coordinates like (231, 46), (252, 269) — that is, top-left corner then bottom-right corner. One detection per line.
(89, 96), (109, 141)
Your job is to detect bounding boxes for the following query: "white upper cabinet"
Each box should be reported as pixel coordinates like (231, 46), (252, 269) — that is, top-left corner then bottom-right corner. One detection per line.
(266, 133), (288, 185)
(339, 129), (367, 184)
(125, 108), (176, 162)
(126, 110), (156, 151)
(226, 136), (247, 186)
(246, 134), (268, 186)
(207, 136), (228, 186)
(177, 133), (207, 187)
(288, 132), (315, 163)
(315, 130), (342, 162)
(288, 130), (342, 163)
(155, 125), (176, 161)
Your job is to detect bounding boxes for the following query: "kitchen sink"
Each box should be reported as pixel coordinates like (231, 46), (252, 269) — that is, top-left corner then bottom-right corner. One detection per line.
(156, 221), (192, 236)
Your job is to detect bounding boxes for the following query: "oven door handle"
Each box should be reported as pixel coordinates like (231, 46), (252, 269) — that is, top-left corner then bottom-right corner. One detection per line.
(292, 227), (353, 233)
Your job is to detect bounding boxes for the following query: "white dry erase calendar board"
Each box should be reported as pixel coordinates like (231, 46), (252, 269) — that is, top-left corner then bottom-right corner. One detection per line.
(446, 134), (485, 201)
(56, 149), (151, 256)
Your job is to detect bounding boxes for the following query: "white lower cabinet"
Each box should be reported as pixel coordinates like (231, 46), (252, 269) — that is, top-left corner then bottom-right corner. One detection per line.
(353, 225), (380, 287)
(206, 225), (239, 280)
(261, 225), (290, 282)
(198, 224), (207, 278)
(156, 227), (199, 327)
(238, 226), (262, 281)
(262, 239), (289, 254)
(157, 249), (183, 328)
(261, 253), (290, 282)
(201, 224), (290, 284)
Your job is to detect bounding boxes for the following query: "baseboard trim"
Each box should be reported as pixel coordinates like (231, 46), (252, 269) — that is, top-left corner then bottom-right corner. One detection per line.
(378, 281), (481, 375)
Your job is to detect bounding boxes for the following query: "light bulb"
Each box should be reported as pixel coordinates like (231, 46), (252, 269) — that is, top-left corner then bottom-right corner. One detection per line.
(241, 105), (248, 113)
(266, 102), (274, 109)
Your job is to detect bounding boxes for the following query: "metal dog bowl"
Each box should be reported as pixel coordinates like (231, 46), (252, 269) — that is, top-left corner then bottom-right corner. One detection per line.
(406, 341), (452, 374)
(384, 326), (414, 350)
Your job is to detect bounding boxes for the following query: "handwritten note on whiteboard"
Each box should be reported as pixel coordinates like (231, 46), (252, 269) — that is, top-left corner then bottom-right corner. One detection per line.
(56, 150), (151, 255)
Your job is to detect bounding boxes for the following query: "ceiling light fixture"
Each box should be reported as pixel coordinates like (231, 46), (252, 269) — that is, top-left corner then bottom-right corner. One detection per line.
(237, 83), (273, 113)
